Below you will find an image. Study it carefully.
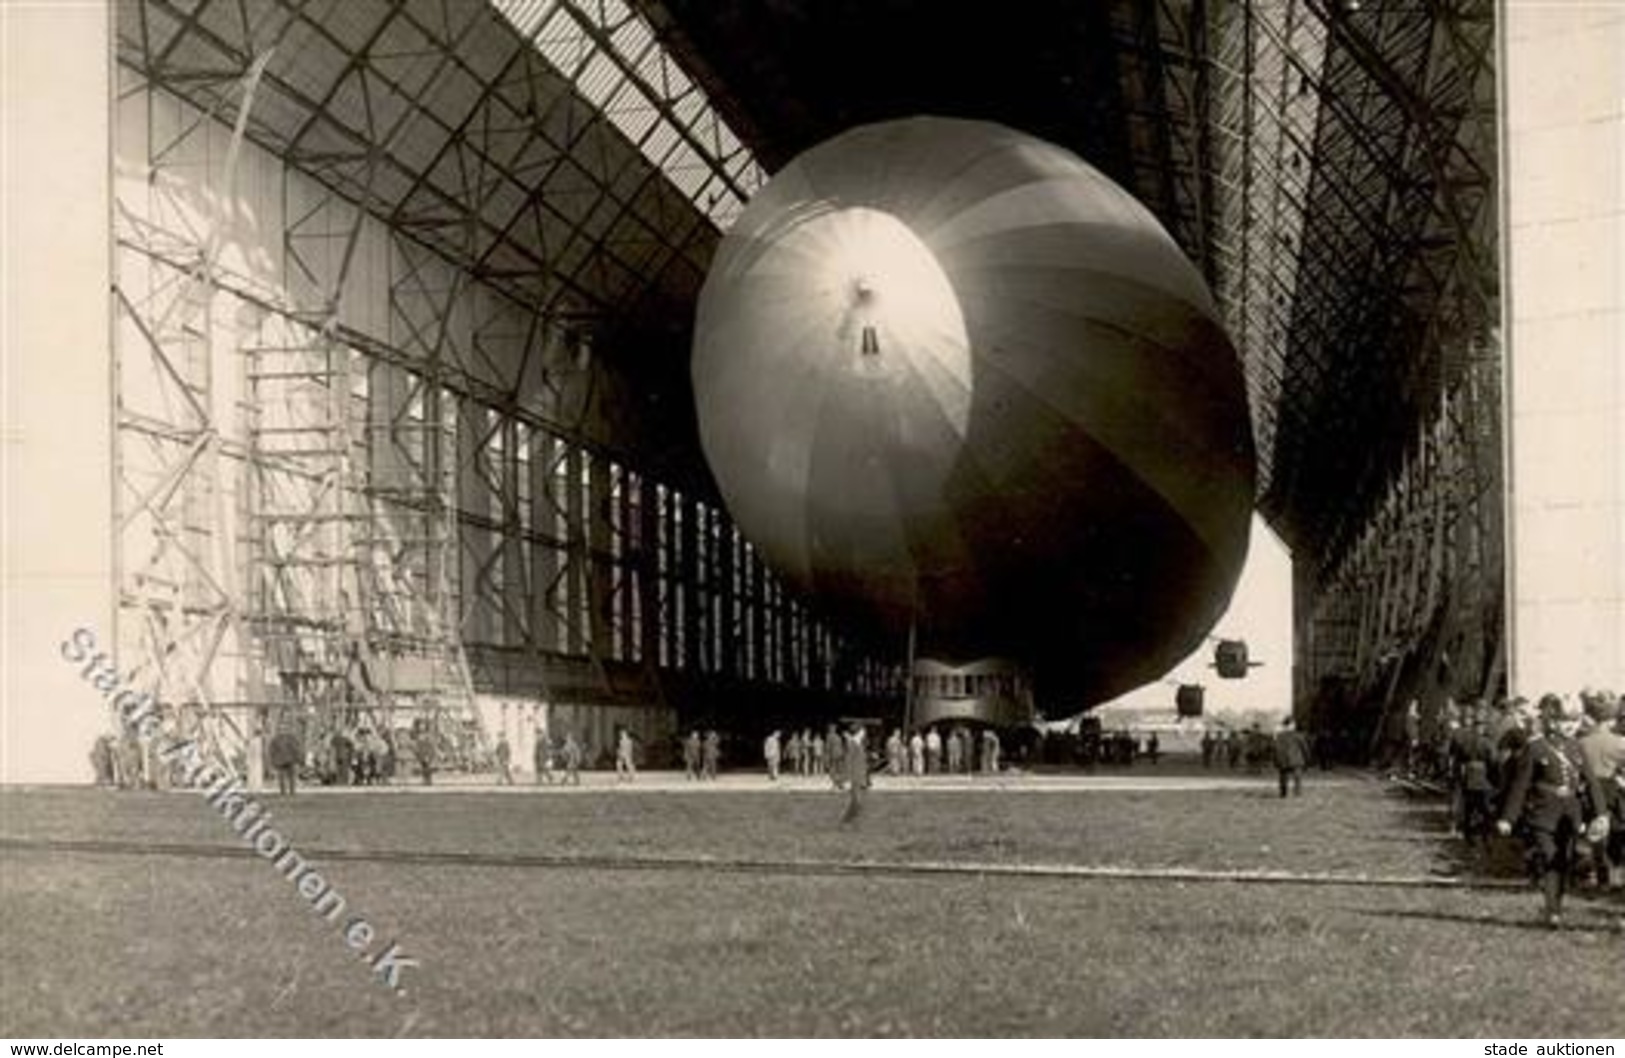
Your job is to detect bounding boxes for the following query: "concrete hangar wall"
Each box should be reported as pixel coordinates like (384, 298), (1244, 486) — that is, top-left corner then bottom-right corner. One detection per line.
(3, 0), (893, 783)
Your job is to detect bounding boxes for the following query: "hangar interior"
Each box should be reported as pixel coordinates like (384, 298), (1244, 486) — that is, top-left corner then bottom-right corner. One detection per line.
(14, 0), (1613, 782)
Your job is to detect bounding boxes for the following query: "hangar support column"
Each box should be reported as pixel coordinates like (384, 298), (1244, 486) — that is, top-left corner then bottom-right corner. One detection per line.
(1501, 6), (1625, 695)
(1, 2), (115, 783)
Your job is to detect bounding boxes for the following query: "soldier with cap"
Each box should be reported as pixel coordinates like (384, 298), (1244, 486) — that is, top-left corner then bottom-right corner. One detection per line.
(1496, 694), (1608, 928)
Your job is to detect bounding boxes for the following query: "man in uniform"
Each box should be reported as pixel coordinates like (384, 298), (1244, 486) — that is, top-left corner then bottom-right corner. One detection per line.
(982, 728), (1002, 775)
(1496, 694), (1608, 928)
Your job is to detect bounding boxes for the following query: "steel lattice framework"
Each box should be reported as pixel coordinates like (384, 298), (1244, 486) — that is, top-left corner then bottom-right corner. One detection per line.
(108, 0), (1504, 756)
(640, 0), (1503, 738)
(110, 0), (902, 776)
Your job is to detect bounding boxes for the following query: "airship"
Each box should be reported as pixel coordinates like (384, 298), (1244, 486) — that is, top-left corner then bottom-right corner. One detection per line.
(692, 117), (1255, 723)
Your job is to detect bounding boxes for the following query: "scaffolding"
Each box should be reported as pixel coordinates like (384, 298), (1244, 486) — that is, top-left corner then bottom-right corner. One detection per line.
(110, 0), (899, 778)
(244, 318), (484, 770)
(111, 5), (489, 777)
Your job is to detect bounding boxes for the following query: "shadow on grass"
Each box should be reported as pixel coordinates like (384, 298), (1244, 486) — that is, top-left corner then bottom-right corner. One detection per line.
(1354, 905), (1625, 935)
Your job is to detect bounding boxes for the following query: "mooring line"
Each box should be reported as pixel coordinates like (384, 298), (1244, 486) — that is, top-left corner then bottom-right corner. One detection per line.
(0, 835), (1525, 891)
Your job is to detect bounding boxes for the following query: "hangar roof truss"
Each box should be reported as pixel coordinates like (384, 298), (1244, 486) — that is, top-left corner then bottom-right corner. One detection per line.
(119, 0), (744, 330)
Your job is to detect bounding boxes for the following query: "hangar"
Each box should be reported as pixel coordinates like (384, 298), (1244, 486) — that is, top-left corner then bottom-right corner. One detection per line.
(3, 0), (1619, 781)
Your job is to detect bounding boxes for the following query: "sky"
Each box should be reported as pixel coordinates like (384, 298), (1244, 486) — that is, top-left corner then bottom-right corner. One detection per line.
(1094, 513), (1294, 724)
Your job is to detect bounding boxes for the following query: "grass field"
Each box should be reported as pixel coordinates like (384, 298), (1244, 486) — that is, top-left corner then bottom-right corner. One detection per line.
(1, 767), (1620, 1037)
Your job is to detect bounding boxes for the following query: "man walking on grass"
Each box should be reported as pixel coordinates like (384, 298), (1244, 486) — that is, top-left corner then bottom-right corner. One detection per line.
(1274, 717), (1309, 798)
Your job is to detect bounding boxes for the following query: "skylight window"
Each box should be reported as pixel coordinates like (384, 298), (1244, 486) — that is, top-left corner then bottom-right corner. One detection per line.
(490, 0), (764, 228)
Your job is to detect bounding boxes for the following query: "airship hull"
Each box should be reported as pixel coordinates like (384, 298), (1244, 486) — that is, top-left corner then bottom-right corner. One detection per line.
(693, 117), (1255, 712)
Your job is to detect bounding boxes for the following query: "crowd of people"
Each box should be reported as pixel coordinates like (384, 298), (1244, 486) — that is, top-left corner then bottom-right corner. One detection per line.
(588, 723), (1008, 786)
(1199, 727), (1277, 773)
(1426, 690), (1625, 927)
(84, 688), (1624, 929)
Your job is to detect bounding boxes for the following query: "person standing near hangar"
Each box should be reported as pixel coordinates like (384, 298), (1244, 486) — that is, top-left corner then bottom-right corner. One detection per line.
(1451, 708), (1498, 846)
(763, 730), (782, 780)
(1496, 694), (1608, 928)
(533, 729), (554, 785)
(1576, 692), (1625, 889)
(682, 730), (701, 780)
(840, 723), (870, 823)
(561, 731), (583, 785)
(269, 723), (302, 796)
(494, 732), (514, 785)
(701, 729), (721, 780)
(616, 728), (638, 782)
